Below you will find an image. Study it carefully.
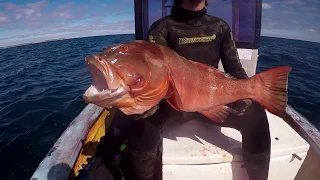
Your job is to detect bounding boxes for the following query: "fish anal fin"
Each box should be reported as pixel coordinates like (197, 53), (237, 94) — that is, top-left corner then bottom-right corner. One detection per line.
(199, 106), (231, 123)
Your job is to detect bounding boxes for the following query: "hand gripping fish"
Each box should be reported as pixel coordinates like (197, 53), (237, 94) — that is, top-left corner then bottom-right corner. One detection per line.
(82, 40), (291, 123)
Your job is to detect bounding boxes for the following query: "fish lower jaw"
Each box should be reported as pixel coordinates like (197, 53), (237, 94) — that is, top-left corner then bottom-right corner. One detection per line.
(83, 85), (111, 97)
(83, 84), (130, 102)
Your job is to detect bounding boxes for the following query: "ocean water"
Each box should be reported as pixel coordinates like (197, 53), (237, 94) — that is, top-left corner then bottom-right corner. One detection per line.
(257, 36), (320, 124)
(0, 34), (319, 179)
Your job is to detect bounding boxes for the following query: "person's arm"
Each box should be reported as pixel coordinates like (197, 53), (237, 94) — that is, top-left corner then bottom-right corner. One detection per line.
(219, 25), (253, 111)
(148, 20), (168, 47)
(220, 25), (248, 79)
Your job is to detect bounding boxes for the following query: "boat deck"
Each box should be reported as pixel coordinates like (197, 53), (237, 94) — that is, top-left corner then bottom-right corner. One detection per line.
(30, 104), (320, 180)
(161, 110), (310, 180)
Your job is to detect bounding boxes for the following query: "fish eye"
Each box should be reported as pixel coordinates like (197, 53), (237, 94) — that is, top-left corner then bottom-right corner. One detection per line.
(120, 45), (129, 52)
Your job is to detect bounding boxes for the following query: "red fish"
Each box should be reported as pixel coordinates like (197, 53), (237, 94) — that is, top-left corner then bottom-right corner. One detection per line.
(82, 40), (291, 122)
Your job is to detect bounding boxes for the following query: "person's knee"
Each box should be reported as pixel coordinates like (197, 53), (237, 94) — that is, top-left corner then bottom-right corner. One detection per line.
(240, 101), (271, 153)
(252, 101), (266, 111)
(228, 99), (266, 118)
(242, 100), (268, 121)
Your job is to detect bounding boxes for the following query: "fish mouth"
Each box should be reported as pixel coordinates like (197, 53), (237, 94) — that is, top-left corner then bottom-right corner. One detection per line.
(83, 56), (129, 104)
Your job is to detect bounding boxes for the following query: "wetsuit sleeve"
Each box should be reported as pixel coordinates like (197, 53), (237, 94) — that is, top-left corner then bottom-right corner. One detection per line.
(148, 21), (168, 47)
(220, 26), (248, 79)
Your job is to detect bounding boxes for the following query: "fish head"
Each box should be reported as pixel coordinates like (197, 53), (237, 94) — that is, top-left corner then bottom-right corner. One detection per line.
(83, 41), (170, 114)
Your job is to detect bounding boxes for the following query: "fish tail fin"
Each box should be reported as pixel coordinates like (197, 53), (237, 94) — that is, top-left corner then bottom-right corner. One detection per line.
(254, 66), (292, 118)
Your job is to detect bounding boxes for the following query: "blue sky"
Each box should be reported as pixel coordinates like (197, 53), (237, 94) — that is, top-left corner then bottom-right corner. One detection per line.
(0, 0), (319, 47)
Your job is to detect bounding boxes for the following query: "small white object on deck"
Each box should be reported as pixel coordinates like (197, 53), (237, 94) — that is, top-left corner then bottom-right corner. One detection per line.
(161, 110), (310, 180)
(237, 49), (253, 61)
(218, 49), (259, 77)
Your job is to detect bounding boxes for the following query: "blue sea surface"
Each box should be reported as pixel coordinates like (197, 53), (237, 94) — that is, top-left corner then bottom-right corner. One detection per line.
(257, 36), (320, 123)
(0, 34), (319, 179)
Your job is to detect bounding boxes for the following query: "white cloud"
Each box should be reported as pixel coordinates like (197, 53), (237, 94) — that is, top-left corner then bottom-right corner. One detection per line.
(281, 11), (296, 15)
(57, 2), (74, 9)
(285, 0), (302, 4)
(17, 8), (35, 15)
(0, 2), (20, 10)
(262, 28), (320, 43)
(0, 20), (135, 47)
(58, 12), (72, 19)
(0, 16), (8, 23)
(306, 29), (316, 33)
(26, 0), (48, 10)
(15, 14), (22, 20)
(262, 3), (272, 9)
(302, 7), (318, 11)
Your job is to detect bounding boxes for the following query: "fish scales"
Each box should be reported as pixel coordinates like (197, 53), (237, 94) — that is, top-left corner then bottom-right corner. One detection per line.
(82, 40), (292, 123)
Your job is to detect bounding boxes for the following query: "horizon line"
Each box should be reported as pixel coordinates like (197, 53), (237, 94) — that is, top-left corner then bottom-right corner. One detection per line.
(1, 34), (319, 49)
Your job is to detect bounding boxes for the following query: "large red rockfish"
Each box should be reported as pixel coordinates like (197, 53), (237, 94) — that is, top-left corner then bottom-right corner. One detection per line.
(82, 40), (291, 122)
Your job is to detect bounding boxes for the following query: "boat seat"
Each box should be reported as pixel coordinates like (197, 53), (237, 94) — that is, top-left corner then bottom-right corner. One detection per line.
(161, 109), (310, 180)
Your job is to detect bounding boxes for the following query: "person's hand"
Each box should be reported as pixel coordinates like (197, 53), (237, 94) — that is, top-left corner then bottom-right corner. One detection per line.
(132, 105), (159, 120)
(228, 99), (253, 116)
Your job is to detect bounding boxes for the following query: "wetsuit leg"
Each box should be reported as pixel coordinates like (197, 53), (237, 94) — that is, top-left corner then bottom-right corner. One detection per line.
(129, 100), (169, 180)
(196, 100), (271, 180)
(238, 102), (271, 180)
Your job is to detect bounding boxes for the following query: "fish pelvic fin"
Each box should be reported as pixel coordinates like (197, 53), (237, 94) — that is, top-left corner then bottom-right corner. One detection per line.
(254, 66), (292, 118)
(199, 105), (231, 123)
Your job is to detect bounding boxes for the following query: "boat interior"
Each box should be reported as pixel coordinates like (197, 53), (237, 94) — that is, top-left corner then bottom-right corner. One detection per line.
(31, 0), (320, 180)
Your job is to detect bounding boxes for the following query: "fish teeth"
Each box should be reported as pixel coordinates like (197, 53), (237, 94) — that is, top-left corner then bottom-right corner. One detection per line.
(95, 89), (110, 93)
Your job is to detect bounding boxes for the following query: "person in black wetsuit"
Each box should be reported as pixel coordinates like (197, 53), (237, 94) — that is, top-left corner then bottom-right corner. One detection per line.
(129, 0), (271, 180)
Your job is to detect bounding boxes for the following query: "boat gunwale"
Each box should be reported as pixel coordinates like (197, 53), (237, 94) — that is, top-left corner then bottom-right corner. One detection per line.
(30, 104), (104, 180)
(285, 105), (320, 155)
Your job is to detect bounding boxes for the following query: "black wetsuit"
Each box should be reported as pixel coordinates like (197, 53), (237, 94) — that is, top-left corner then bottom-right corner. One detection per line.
(129, 6), (271, 180)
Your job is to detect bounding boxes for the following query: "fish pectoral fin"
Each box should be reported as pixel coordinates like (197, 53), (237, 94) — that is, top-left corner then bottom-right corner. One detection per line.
(165, 79), (183, 110)
(199, 105), (231, 123)
(164, 84), (173, 99)
(163, 81), (182, 112)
